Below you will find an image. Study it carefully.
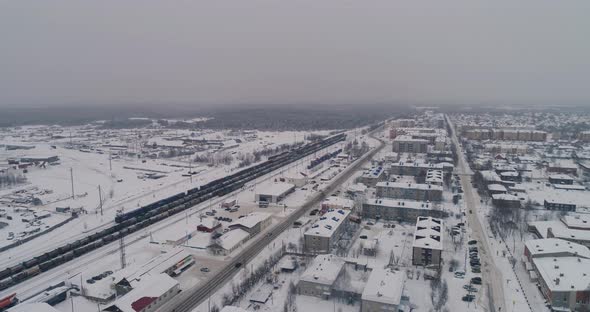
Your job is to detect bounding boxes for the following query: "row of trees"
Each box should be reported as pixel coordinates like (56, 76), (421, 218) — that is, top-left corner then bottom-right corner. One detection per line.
(344, 139), (369, 158)
(0, 172), (27, 189)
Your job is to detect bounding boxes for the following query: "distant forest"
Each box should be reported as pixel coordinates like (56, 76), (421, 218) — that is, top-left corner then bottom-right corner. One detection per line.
(0, 103), (409, 131)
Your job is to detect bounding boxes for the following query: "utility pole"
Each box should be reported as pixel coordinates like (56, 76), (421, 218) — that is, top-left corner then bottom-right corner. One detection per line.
(109, 151), (112, 171)
(189, 159), (193, 184)
(70, 168), (75, 199)
(119, 234), (126, 269)
(98, 185), (103, 216)
(70, 291), (75, 312)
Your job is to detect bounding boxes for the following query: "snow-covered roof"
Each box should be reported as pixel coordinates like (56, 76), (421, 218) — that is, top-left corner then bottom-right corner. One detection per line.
(366, 198), (433, 210)
(8, 303), (59, 312)
(376, 181), (443, 191)
(304, 209), (350, 238)
(525, 238), (590, 259)
(322, 196), (354, 209)
(487, 184), (507, 192)
(533, 257), (590, 292)
(491, 194), (521, 201)
(425, 169), (443, 183)
(217, 229), (250, 251)
(561, 215), (590, 230)
(389, 161), (444, 170)
(361, 268), (405, 306)
(500, 171), (519, 177)
(229, 212), (271, 229)
(549, 174), (574, 181)
(255, 182), (294, 196)
(392, 135), (428, 143)
(529, 220), (590, 242)
(347, 183), (367, 193)
(412, 216), (443, 250)
(299, 254), (344, 286)
(480, 170), (502, 182)
(553, 184), (586, 191)
(103, 273), (179, 312)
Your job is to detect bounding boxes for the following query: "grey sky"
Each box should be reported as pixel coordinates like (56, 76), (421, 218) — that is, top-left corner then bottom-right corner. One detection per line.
(1, 0), (589, 108)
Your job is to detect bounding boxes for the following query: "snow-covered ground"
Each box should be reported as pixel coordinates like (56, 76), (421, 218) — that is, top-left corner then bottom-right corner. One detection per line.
(0, 126), (375, 312)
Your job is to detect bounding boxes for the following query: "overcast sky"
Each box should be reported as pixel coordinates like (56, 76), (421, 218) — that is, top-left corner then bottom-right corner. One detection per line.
(1, 0), (589, 108)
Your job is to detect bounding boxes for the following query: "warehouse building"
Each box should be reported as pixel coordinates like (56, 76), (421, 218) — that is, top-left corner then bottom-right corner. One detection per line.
(412, 217), (443, 267)
(210, 229), (251, 256)
(304, 209), (350, 254)
(297, 254), (345, 298)
(361, 268), (405, 312)
(362, 198), (445, 222)
(255, 182), (295, 203)
(229, 212), (272, 235)
(102, 273), (180, 312)
(376, 182), (443, 202)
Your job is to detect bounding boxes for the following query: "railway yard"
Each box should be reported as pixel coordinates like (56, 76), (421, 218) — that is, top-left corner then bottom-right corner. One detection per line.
(0, 120), (378, 311)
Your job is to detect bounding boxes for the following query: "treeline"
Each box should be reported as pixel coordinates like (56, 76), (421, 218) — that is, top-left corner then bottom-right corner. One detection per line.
(194, 105), (404, 131)
(0, 172), (27, 189)
(237, 142), (303, 168)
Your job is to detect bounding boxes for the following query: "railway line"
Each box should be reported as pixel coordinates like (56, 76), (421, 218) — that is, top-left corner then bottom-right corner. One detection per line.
(0, 133), (347, 292)
(160, 129), (385, 312)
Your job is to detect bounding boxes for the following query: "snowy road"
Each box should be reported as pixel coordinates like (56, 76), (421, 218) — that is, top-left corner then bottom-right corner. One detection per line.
(447, 115), (507, 312)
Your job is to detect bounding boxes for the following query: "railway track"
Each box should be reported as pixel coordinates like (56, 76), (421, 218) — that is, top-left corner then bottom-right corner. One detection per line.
(160, 129), (385, 312)
(0, 133), (347, 292)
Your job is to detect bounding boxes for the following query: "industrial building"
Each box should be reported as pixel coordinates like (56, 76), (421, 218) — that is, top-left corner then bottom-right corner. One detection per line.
(362, 198), (445, 222)
(255, 182), (295, 203)
(229, 212), (272, 235)
(304, 209), (350, 254)
(102, 273), (180, 312)
(297, 254), (344, 298)
(412, 217), (443, 267)
(361, 268), (405, 312)
(376, 182), (443, 202)
(210, 229), (251, 256)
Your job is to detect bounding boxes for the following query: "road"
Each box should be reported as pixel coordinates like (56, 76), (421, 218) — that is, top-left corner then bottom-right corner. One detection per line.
(158, 129), (385, 312)
(446, 115), (506, 312)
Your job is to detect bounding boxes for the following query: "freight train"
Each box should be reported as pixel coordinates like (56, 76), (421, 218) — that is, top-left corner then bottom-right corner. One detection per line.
(0, 134), (346, 292)
(307, 148), (343, 170)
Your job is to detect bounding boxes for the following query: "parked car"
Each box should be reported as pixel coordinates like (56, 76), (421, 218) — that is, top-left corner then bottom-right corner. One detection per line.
(468, 240), (477, 245)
